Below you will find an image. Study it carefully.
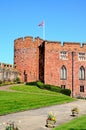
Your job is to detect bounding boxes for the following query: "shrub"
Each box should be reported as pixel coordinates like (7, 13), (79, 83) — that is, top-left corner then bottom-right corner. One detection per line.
(37, 82), (62, 93)
(8, 78), (11, 82)
(36, 81), (45, 89)
(60, 88), (71, 96)
(44, 84), (51, 90)
(15, 77), (21, 83)
(26, 81), (71, 96)
(50, 85), (61, 93)
(26, 81), (37, 86)
(37, 82), (71, 96)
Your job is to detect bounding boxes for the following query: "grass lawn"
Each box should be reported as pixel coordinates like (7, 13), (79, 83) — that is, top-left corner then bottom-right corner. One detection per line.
(53, 114), (86, 130)
(0, 84), (75, 115)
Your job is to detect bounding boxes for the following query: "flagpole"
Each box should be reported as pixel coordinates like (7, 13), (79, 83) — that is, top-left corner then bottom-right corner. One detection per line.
(38, 20), (45, 40)
(43, 20), (45, 40)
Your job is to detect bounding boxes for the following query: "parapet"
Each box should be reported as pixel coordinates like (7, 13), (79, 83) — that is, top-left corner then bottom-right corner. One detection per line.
(14, 36), (44, 49)
(45, 40), (61, 44)
(82, 43), (86, 47)
(63, 42), (81, 45)
(14, 36), (86, 50)
(0, 62), (13, 68)
(14, 37), (23, 44)
(14, 36), (37, 44)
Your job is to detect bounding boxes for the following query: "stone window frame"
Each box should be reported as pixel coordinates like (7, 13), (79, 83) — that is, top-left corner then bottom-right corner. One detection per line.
(79, 66), (85, 80)
(80, 86), (84, 92)
(60, 51), (68, 60)
(60, 65), (67, 80)
(61, 85), (66, 89)
(78, 52), (86, 61)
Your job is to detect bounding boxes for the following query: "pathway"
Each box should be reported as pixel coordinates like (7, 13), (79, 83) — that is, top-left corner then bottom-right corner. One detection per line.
(0, 85), (86, 130)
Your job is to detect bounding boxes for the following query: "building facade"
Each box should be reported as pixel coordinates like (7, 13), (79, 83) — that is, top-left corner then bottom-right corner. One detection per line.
(0, 63), (19, 82)
(14, 36), (86, 97)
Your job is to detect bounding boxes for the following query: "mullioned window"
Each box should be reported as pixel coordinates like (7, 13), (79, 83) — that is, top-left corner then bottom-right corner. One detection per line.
(60, 51), (68, 60)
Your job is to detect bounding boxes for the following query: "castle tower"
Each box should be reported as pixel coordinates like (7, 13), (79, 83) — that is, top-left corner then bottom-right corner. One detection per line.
(14, 36), (44, 82)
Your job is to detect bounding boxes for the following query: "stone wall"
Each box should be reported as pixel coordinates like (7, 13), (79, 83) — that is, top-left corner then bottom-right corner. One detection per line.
(14, 36), (86, 97)
(14, 36), (43, 82)
(0, 63), (19, 82)
(44, 41), (86, 97)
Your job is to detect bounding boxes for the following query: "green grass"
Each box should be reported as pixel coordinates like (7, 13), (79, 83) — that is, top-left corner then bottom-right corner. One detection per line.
(53, 114), (86, 130)
(11, 84), (57, 94)
(0, 85), (75, 115)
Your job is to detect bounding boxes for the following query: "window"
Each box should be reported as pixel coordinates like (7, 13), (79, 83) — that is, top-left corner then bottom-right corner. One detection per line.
(60, 51), (68, 60)
(61, 85), (65, 89)
(60, 65), (67, 80)
(80, 86), (84, 92)
(78, 53), (86, 61)
(79, 66), (85, 80)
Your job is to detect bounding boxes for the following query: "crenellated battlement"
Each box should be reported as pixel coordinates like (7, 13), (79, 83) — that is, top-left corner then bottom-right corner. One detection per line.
(14, 37), (23, 44)
(82, 43), (86, 47)
(14, 36), (86, 48)
(0, 62), (13, 68)
(14, 36), (44, 50)
(14, 36), (36, 44)
(62, 42), (86, 51)
(14, 36), (43, 44)
(44, 40), (86, 52)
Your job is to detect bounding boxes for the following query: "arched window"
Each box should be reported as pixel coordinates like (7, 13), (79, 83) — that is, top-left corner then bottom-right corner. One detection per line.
(60, 65), (67, 80)
(79, 66), (85, 80)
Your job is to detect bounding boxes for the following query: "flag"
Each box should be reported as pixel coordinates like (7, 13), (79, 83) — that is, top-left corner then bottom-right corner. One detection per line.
(38, 21), (44, 27)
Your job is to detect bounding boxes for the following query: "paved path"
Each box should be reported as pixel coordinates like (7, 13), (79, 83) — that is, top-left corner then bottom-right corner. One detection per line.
(0, 85), (86, 130)
(0, 84), (22, 92)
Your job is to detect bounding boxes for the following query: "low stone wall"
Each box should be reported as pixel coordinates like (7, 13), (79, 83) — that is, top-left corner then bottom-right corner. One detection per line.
(0, 63), (19, 82)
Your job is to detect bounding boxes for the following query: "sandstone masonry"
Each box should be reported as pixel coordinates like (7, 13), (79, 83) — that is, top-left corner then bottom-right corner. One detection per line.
(14, 36), (86, 97)
(0, 63), (19, 82)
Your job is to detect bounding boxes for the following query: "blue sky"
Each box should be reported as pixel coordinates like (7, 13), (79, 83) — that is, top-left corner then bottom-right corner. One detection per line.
(0, 0), (86, 64)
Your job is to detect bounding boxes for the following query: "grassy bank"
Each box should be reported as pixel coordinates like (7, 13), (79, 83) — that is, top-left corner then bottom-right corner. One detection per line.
(0, 85), (75, 115)
(53, 114), (86, 130)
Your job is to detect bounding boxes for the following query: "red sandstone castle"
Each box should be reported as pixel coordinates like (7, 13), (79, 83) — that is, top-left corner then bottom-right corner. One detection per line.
(14, 36), (86, 97)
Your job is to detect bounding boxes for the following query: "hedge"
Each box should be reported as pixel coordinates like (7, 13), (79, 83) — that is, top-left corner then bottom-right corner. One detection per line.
(26, 81), (71, 96)
(60, 88), (71, 96)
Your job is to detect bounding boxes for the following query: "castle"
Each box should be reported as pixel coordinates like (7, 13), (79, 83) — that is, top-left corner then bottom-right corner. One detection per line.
(14, 36), (86, 97)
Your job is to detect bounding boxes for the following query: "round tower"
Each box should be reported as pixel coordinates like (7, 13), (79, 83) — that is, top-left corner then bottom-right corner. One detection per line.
(14, 36), (42, 82)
